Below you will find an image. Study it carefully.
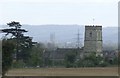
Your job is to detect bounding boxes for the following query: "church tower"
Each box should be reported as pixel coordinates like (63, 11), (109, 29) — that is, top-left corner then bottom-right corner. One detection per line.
(84, 25), (102, 56)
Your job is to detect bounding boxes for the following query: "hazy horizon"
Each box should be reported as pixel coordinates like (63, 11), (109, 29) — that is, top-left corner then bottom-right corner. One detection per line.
(0, 24), (118, 28)
(0, 24), (117, 45)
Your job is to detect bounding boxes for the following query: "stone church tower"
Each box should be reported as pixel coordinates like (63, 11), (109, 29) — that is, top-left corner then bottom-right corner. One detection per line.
(84, 25), (103, 56)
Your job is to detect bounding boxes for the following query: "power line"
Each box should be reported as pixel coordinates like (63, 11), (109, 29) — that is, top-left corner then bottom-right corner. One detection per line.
(76, 29), (82, 48)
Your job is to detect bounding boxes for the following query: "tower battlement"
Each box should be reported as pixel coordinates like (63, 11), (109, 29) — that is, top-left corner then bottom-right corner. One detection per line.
(85, 25), (102, 30)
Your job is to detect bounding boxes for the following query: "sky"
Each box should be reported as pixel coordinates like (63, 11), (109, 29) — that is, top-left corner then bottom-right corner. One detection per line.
(0, 0), (119, 27)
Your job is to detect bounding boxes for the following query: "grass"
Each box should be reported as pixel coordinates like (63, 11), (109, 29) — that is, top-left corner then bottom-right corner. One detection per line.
(6, 67), (118, 76)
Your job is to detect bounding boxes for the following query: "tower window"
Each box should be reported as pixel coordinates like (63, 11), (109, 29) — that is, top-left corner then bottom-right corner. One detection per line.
(90, 32), (92, 37)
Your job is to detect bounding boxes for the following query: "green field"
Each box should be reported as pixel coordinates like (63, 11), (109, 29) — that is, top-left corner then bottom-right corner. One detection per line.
(6, 67), (118, 76)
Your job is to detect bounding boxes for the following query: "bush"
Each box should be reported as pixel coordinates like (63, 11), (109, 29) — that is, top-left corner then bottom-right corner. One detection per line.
(65, 62), (74, 68)
(98, 61), (110, 67)
(76, 53), (109, 67)
(64, 52), (77, 68)
(12, 60), (26, 68)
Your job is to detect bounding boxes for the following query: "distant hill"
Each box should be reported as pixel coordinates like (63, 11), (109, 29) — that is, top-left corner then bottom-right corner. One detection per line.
(0, 25), (118, 45)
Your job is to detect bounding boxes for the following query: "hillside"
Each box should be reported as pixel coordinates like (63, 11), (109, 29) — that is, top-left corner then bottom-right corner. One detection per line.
(0, 25), (118, 47)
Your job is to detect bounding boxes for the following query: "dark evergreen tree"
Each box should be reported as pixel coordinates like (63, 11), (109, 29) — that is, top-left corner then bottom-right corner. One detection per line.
(2, 21), (36, 63)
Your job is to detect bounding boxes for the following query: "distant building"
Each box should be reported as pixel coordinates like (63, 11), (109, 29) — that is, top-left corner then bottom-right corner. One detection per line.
(44, 48), (83, 61)
(103, 50), (118, 60)
(44, 25), (103, 62)
(84, 25), (103, 56)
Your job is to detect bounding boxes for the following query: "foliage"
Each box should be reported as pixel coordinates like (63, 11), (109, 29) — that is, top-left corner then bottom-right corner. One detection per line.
(44, 58), (52, 67)
(112, 57), (118, 65)
(2, 21), (35, 63)
(2, 21), (35, 77)
(2, 21), (27, 38)
(64, 51), (77, 68)
(2, 39), (15, 77)
(52, 60), (64, 67)
(12, 60), (26, 68)
(77, 53), (109, 67)
(26, 43), (44, 67)
(104, 56), (118, 66)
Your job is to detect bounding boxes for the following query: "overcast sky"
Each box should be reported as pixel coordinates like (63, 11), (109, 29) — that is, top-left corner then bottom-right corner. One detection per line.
(0, 0), (119, 27)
